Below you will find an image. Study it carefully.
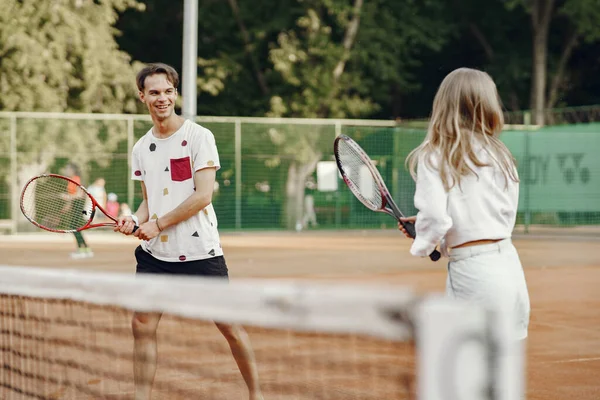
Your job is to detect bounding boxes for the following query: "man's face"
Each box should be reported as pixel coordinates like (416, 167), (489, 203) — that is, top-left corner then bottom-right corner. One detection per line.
(139, 73), (177, 121)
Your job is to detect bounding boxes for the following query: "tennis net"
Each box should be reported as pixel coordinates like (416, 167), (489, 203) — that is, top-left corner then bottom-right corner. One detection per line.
(0, 265), (523, 400)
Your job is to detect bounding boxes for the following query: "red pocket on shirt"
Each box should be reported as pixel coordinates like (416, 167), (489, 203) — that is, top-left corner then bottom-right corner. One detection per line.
(170, 157), (192, 182)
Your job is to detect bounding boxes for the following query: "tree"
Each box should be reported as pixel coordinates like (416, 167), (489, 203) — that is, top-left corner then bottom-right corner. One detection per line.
(266, 0), (454, 228)
(0, 0), (145, 225)
(179, 0), (453, 228)
(440, 0), (531, 112)
(356, 0), (456, 118)
(192, 0), (300, 117)
(0, 0), (144, 113)
(546, 1), (600, 110)
(507, 0), (600, 125)
(266, 0), (370, 229)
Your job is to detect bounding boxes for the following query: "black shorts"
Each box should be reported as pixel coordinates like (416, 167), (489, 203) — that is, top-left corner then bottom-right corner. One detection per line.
(135, 245), (229, 279)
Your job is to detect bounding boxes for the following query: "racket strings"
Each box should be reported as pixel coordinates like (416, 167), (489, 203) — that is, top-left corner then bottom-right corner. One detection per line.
(336, 140), (383, 210)
(21, 176), (94, 232)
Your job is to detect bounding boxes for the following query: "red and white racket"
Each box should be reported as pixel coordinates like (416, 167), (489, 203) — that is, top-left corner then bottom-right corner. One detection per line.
(20, 174), (138, 233)
(334, 134), (441, 262)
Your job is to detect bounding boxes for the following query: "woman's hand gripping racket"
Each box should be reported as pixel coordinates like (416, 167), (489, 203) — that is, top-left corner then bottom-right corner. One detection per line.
(20, 174), (138, 234)
(334, 135), (441, 262)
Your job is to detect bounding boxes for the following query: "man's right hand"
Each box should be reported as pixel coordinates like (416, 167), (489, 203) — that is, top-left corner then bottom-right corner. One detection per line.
(114, 215), (137, 235)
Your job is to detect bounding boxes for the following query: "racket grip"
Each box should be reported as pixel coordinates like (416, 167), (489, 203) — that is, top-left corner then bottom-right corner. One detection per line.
(401, 221), (441, 262)
(429, 249), (441, 262)
(402, 221), (417, 238)
(132, 225), (139, 233)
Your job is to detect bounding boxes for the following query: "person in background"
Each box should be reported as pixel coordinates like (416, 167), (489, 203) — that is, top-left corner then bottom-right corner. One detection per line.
(87, 177), (108, 222)
(119, 202), (133, 218)
(64, 163), (93, 259)
(106, 192), (120, 219)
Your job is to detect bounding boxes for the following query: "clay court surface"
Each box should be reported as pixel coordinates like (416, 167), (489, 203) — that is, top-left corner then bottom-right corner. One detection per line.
(1, 228), (599, 399)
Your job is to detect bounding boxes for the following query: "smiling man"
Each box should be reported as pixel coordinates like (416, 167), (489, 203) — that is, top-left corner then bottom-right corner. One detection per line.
(115, 63), (264, 400)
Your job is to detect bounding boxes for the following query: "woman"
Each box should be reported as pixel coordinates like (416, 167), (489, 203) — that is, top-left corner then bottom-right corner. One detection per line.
(399, 67), (530, 341)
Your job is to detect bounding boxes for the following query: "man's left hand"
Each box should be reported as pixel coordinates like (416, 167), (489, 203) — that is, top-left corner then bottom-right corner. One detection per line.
(134, 220), (161, 241)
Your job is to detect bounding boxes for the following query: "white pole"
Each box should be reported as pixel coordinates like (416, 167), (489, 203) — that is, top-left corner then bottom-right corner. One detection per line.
(182, 0), (198, 120)
(234, 119), (242, 229)
(127, 117), (135, 210)
(9, 115), (17, 234)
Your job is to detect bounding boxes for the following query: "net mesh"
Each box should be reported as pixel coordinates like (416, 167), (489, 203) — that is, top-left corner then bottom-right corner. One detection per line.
(335, 137), (382, 211)
(20, 176), (93, 233)
(0, 266), (416, 400)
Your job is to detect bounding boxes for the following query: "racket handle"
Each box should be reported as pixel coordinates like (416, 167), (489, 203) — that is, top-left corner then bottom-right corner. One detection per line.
(132, 225), (139, 233)
(400, 221), (441, 262)
(402, 221), (417, 238)
(429, 249), (441, 262)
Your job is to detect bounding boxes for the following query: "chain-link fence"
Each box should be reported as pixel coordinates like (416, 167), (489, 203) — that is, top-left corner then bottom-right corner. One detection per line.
(1, 112), (599, 234)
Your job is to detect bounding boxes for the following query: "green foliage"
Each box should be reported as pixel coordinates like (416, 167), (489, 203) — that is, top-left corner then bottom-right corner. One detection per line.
(504, 0), (600, 42)
(0, 0), (144, 113)
(354, 0), (456, 108)
(559, 0), (600, 42)
(0, 0), (145, 193)
(15, 119), (127, 172)
(503, 0), (600, 114)
(266, 0), (455, 119)
(113, 0), (600, 119)
(268, 6), (376, 119)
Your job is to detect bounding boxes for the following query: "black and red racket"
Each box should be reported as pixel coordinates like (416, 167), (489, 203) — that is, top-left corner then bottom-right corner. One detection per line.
(20, 174), (138, 234)
(334, 135), (441, 262)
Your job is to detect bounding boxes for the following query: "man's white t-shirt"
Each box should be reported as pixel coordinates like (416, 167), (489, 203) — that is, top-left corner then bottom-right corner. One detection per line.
(131, 119), (223, 262)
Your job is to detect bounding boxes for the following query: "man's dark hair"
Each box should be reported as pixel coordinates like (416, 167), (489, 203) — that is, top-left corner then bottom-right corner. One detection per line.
(136, 63), (180, 92)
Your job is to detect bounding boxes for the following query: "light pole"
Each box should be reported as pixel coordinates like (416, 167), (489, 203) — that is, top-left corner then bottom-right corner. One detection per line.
(182, 0), (198, 120)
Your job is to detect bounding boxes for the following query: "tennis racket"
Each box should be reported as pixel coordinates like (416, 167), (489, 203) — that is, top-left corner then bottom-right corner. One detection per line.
(334, 135), (441, 262)
(20, 174), (138, 234)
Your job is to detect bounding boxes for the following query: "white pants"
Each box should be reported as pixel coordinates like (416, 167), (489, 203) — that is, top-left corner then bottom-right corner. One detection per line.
(446, 238), (530, 340)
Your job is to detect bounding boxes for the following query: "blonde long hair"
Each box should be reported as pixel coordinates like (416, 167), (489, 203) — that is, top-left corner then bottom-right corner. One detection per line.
(406, 68), (519, 191)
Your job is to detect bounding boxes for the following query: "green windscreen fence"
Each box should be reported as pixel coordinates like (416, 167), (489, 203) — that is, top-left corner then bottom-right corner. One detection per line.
(1, 113), (598, 232)
(326, 123), (600, 230)
(309, 126), (424, 230)
(503, 123), (600, 226)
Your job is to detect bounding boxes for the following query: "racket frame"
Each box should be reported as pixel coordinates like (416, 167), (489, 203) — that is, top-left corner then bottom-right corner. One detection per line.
(20, 174), (122, 233)
(334, 135), (441, 262)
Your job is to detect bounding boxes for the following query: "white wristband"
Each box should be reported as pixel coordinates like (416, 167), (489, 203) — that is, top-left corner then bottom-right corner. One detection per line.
(130, 214), (139, 226)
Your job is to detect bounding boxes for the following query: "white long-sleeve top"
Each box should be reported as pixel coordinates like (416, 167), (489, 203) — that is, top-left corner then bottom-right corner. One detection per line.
(410, 146), (519, 257)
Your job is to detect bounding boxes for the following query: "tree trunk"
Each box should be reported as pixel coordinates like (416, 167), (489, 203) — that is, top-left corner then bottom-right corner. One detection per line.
(318, 0), (364, 116)
(332, 0), (364, 82)
(283, 154), (321, 230)
(283, 162), (302, 230)
(469, 23), (494, 60)
(546, 31), (578, 110)
(530, 0), (555, 126)
(281, 2), (362, 229)
(531, 34), (547, 125)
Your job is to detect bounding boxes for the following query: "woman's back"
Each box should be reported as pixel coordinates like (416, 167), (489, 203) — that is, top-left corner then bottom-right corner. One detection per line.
(443, 141), (519, 248)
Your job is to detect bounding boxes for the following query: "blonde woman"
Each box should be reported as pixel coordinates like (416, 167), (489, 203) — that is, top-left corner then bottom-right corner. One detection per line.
(399, 68), (530, 341)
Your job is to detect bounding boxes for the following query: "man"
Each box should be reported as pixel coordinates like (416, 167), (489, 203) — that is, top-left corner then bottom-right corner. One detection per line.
(115, 63), (263, 400)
